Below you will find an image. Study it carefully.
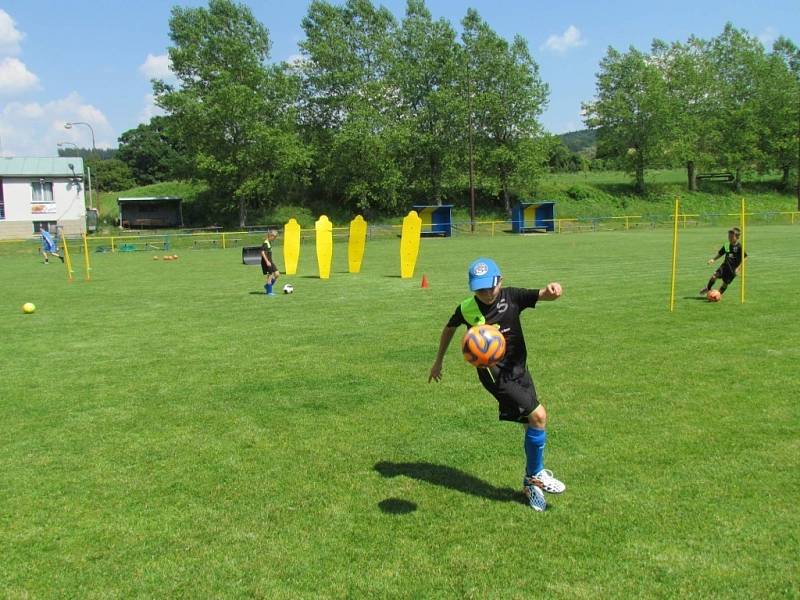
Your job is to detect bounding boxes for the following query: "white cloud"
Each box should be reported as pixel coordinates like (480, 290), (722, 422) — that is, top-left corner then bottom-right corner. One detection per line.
(543, 25), (587, 54)
(0, 92), (113, 156)
(758, 26), (778, 48)
(139, 53), (173, 79)
(0, 57), (39, 94)
(138, 93), (166, 124)
(0, 9), (24, 56)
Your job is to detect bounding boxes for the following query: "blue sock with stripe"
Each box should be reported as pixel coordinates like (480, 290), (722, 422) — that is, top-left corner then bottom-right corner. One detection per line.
(524, 427), (546, 476)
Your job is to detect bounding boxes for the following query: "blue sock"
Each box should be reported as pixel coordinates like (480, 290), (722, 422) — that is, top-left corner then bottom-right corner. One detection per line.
(265, 283), (272, 294)
(524, 427), (546, 476)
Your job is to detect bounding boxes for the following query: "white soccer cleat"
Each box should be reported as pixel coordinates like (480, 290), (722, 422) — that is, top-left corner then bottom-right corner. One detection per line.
(523, 477), (547, 512)
(529, 469), (565, 494)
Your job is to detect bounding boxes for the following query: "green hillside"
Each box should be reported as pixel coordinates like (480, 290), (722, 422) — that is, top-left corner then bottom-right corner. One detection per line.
(558, 129), (596, 153)
(92, 170), (797, 231)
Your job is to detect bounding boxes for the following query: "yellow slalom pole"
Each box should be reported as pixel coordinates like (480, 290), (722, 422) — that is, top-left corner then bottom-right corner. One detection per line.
(669, 198), (680, 312)
(740, 198), (746, 304)
(82, 232), (92, 281)
(62, 235), (75, 282)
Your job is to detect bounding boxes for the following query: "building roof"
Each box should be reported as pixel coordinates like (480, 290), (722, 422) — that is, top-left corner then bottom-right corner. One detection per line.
(117, 197), (182, 203)
(0, 157), (85, 177)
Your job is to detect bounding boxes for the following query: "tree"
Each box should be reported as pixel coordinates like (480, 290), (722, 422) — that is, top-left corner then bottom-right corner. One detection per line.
(705, 24), (768, 193)
(652, 37), (716, 191)
(117, 116), (189, 185)
(547, 136), (573, 171)
(461, 9), (549, 213)
(391, 0), (462, 204)
(86, 158), (135, 192)
(299, 0), (402, 213)
(583, 46), (671, 194)
(154, 0), (309, 226)
(766, 38), (800, 205)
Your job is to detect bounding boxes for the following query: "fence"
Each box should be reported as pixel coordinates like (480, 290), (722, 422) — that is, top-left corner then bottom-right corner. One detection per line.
(1, 210), (798, 257)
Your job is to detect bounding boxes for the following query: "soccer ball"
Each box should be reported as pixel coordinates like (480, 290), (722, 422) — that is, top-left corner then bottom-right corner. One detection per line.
(462, 324), (506, 368)
(22, 302), (36, 314)
(282, 284), (294, 294)
(707, 289), (722, 302)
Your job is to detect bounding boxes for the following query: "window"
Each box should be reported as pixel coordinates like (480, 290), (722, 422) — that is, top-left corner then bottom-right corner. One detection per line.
(33, 221), (57, 234)
(31, 181), (54, 203)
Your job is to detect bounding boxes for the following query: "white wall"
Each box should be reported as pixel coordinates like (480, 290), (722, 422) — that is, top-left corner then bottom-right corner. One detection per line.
(2, 177), (86, 222)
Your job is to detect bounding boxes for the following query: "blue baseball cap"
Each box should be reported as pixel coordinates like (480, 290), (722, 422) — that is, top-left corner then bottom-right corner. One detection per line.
(468, 258), (501, 291)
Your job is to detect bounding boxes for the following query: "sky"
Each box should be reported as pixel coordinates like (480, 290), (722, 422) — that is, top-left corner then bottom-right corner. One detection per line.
(0, 0), (797, 157)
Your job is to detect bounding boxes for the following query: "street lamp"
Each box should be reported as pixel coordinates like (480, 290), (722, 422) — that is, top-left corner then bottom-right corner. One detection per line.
(64, 121), (96, 153)
(57, 141), (78, 156)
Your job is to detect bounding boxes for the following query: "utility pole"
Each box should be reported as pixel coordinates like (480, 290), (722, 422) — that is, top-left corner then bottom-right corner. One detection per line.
(467, 72), (476, 233)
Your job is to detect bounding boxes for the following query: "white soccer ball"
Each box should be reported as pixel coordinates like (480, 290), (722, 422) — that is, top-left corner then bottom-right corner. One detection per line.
(282, 284), (294, 294)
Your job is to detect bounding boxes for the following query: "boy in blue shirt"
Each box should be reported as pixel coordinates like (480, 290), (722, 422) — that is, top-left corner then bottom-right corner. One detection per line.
(39, 226), (64, 264)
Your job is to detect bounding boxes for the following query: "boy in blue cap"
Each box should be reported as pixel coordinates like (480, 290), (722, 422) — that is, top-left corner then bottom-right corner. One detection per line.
(429, 258), (564, 511)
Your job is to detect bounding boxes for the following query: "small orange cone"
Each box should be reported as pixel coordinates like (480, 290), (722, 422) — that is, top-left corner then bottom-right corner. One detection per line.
(421, 274), (429, 288)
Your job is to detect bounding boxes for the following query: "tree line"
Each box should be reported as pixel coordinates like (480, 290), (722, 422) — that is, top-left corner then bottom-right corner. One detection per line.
(145, 0), (550, 226)
(99, 1), (798, 224)
(584, 24), (799, 197)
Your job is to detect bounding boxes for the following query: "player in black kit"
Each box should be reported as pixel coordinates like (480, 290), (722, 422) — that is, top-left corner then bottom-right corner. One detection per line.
(700, 227), (747, 296)
(260, 229), (280, 296)
(428, 257), (565, 511)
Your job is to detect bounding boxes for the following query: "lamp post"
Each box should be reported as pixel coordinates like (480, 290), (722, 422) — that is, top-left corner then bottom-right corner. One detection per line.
(57, 141), (78, 156)
(64, 121), (96, 153)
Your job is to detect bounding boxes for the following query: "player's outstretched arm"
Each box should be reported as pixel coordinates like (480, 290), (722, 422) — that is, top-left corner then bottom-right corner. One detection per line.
(538, 282), (563, 301)
(429, 326), (457, 382)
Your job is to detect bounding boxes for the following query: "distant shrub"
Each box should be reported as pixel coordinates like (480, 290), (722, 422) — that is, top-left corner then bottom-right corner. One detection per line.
(566, 184), (594, 201)
(269, 205), (316, 229)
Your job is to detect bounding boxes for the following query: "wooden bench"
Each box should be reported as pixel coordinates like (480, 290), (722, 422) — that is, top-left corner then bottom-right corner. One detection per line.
(697, 172), (734, 182)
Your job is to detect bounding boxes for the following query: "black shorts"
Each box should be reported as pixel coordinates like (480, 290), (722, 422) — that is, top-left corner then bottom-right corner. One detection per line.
(714, 264), (736, 284)
(261, 259), (279, 275)
(477, 364), (539, 423)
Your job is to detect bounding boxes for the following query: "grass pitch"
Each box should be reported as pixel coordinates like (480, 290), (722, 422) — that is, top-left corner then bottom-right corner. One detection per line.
(1, 226), (798, 598)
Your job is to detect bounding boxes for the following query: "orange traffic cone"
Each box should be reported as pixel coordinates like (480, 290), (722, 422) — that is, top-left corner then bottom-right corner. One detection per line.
(421, 274), (429, 288)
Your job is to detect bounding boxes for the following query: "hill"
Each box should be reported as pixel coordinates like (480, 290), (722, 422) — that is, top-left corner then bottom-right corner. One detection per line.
(558, 128), (596, 153)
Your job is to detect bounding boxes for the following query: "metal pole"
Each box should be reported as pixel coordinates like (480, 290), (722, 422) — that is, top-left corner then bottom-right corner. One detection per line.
(65, 122), (96, 153)
(740, 198), (746, 304)
(467, 67), (476, 233)
(87, 166), (93, 210)
(669, 198), (680, 312)
(82, 232), (91, 281)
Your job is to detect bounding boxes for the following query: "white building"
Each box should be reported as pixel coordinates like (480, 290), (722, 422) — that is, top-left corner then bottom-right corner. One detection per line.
(0, 157), (86, 239)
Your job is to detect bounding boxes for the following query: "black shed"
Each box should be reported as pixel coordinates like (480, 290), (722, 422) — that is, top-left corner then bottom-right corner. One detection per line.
(118, 197), (184, 229)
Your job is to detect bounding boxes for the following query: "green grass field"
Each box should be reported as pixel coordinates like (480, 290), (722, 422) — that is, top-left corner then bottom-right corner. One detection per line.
(1, 226), (798, 597)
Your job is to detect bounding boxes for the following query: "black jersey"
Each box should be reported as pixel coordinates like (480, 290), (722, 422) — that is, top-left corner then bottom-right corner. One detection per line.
(447, 287), (539, 370)
(720, 242), (746, 270)
(261, 239), (273, 262)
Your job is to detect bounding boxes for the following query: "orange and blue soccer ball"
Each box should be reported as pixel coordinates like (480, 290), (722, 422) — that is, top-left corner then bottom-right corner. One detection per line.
(707, 289), (722, 302)
(462, 324), (506, 368)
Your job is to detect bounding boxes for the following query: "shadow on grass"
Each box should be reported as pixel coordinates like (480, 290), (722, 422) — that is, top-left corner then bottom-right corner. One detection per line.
(682, 296), (709, 301)
(374, 461), (525, 505)
(378, 498), (417, 514)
